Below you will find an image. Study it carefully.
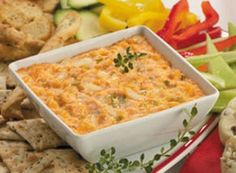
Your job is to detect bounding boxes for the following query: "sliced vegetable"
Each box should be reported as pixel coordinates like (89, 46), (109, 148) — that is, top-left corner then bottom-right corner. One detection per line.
(207, 35), (236, 89)
(98, 0), (170, 31)
(206, 34), (218, 54)
(230, 63), (236, 74)
(130, 0), (166, 12)
(99, 0), (140, 19)
(60, 0), (70, 9)
(157, 0), (189, 43)
(76, 11), (107, 40)
(180, 35), (236, 57)
(229, 22), (236, 50)
(172, 1), (219, 45)
(197, 64), (208, 72)
(172, 27), (221, 49)
(187, 50), (236, 67)
(201, 72), (225, 89)
(213, 89), (236, 112)
(68, 0), (99, 9)
(229, 22), (236, 36)
(179, 12), (198, 29)
(208, 56), (236, 89)
(53, 9), (77, 26)
(90, 4), (104, 15)
(99, 7), (127, 31)
(127, 12), (168, 31)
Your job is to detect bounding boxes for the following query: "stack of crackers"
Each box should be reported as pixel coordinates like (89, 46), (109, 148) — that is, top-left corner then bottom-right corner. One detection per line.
(0, 0), (90, 172)
(0, 70), (88, 173)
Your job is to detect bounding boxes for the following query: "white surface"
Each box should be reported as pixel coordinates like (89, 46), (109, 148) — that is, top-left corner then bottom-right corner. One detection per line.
(163, 0), (236, 30)
(9, 26), (219, 162)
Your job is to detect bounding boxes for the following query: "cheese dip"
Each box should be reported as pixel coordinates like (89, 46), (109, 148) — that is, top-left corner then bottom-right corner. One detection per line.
(18, 35), (204, 134)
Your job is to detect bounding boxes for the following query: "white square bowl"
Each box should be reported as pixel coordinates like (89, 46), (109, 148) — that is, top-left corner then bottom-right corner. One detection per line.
(9, 26), (219, 162)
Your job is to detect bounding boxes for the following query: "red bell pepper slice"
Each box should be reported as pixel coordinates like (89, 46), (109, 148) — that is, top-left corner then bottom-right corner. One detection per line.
(157, 0), (189, 43)
(179, 35), (236, 57)
(172, 1), (219, 43)
(197, 64), (208, 72)
(172, 26), (222, 49)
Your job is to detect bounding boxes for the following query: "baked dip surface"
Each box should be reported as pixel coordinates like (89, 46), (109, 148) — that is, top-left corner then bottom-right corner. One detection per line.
(18, 35), (204, 134)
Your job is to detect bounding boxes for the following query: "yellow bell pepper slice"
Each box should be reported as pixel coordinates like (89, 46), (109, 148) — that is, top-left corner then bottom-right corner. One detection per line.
(99, 0), (167, 19)
(129, 0), (166, 12)
(180, 12), (199, 30)
(99, 0), (140, 19)
(99, 7), (128, 32)
(127, 11), (168, 31)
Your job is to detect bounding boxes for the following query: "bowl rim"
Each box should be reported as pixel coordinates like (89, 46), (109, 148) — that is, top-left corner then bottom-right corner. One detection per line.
(9, 26), (219, 138)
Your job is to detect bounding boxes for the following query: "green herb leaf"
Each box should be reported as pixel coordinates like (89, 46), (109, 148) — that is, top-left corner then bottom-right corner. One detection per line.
(100, 149), (106, 156)
(140, 153), (145, 162)
(160, 147), (165, 153)
(183, 119), (188, 128)
(132, 160), (140, 167)
(181, 136), (190, 142)
(113, 47), (147, 73)
(189, 130), (196, 135)
(111, 147), (116, 155)
(170, 139), (177, 147)
(119, 158), (129, 169)
(144, 166), (153, 173)
(191, 105), (198, 117)
(154, 154), (161, 161)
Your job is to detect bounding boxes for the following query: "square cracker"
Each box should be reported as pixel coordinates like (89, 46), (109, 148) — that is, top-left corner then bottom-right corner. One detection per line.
(0, 162), (9, 173)
(0, 148), (43, 173)
(0, 125), (24, 141)
(0, 75), (6, 90)
(7, 118), (66, 151)
(0, 115), (6, 125)
(0, 140), (32, 151)
(0, 90), (12, 108)
(24, 149), (88, 173)
(52, 153), (88, 173)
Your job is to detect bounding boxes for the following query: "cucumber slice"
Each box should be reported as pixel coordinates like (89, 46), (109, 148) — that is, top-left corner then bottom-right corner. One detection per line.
(68, 0), (99, 9)
(53, 9), (77, 26)
(90, 4), (104, 15)
(60, 0), (70, 9)
(76, 11), (107, 41)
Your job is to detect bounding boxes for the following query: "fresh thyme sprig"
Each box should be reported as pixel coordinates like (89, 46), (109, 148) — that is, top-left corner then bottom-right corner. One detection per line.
(86, 105), (198, 173)
(113, 47), (147, 73)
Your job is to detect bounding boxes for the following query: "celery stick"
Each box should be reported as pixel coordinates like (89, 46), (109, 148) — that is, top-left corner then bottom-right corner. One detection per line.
(229, 22), (236, 50)
(201, 72), (225, 90)
(188, 51), (236, 67)
(207, 35), (218, 54)
(209, 56), (236, 89)
(229, 22), (236, 36)
(230, 63), (236, 74)
(212, 89), (236, 112)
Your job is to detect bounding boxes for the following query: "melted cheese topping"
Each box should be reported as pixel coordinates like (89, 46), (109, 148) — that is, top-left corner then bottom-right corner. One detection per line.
(18, 35), (204, 134)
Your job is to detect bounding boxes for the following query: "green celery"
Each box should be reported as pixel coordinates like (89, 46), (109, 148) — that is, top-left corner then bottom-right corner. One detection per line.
(207, 35), (218, 54)
(208, 56), (236, 89)
(229, 22), (236, 36)
(229, 22), (236, 50)
(213, 89), (236, 112)
(230, 63), (236, 74)
(200, 72), (225, 90)
(207, 36), (236, 89)
(187, 51), (236, 67)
